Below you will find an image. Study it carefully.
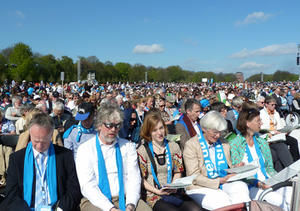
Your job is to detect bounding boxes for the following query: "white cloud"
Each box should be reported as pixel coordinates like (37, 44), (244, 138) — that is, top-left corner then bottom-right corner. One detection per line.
(231, 43), (297, 59)
(236, 11), (272, 26)
(238, 62), (270, 70)
(133, 44), (164, 54)
(15, 10), (25, 19)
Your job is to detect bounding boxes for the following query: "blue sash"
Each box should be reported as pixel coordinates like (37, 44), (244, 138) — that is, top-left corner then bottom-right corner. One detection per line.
(95, 135), (125, 211)
(198, 128), (228, 179)
(244, 136), (269, 180)
(233, 109), (239, 120)
(23, 142), (57, 207)
(63, 122), (95, 142)
(148, 139), (172, 188)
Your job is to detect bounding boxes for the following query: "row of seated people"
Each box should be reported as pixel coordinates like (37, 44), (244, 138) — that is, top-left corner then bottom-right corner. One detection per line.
(0, 101), (294, 210)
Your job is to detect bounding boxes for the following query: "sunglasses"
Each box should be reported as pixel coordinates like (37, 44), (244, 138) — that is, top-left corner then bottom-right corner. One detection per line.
(159, 105), (165, 107)
(103, 122), (121, 129)
(130, 118), (137, 121)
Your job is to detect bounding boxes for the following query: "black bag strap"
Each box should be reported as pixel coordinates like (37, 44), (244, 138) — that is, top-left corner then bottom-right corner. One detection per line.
(143, 142), (159, 188)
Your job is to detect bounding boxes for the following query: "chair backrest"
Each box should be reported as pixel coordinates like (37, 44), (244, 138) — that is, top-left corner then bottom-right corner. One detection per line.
(0, 135), (19, 148)
(291, 175), (300, 211)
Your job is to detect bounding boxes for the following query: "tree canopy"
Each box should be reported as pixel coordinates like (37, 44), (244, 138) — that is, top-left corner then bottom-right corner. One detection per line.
(0, 42), (298, 83)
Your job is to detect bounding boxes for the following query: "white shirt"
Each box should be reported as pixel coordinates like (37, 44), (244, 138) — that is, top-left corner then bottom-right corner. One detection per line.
(242, 145), (269, 181)
(76, 136), (141, 211)
(260, 107), (285, 131)
(192, 121), (200, 135)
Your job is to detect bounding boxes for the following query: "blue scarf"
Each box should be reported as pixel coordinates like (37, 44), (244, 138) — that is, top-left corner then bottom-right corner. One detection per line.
(95, 135), (125, 211)
(23, 142), (57, 207)
(233, 109), (239, 120)
(245, 136), (269, 180)
(63, 122), (95, 142)
(148, 139), (172, 188)
(198, 128), (228, 179)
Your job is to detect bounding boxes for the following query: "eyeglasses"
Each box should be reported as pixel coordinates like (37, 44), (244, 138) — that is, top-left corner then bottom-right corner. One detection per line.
(208, 129), (222, 137)
(103, 122), (121, 129)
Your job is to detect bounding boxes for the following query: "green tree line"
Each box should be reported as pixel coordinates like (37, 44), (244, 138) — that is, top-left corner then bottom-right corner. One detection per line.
(0, 43), (298, 83)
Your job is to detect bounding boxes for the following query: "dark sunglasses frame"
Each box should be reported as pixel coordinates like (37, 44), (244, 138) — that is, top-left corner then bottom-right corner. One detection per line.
(103, 122), (121, 129)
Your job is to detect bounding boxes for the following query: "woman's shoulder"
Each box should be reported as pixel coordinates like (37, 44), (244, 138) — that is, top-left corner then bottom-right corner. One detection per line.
(137, 141), (147, 154)
(167, 140), (182, 154)
(185, 135), (199, 146)
(229, 134), (245, 146)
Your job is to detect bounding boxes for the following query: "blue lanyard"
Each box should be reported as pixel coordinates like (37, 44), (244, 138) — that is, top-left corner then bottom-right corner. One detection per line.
(148, 139), (172, 189)
(34, 155), (48, 205)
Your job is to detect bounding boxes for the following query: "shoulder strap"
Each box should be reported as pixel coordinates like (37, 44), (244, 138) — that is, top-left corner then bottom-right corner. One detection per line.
(143, 142), (159, 187)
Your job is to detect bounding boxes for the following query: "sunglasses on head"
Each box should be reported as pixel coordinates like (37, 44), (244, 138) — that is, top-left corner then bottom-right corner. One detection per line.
(103, 122), (121, 129)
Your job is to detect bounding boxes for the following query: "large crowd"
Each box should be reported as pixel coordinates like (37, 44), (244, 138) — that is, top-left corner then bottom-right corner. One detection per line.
(0, 79), (299, 211)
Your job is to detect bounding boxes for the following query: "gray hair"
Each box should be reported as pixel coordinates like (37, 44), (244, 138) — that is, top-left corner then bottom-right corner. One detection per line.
(200, 110), (227, 131)
(232, 96), (243, 107)
(184, 98), (201, 113)
(115, 94), (123, 102)
(256, 95), (265, 103)
(28, 112), (55, 132)
(12, 96), (21, 105)
(53, 101), (64, 111)
(95, 101), (124, 129)
(20, 104), (34, 116)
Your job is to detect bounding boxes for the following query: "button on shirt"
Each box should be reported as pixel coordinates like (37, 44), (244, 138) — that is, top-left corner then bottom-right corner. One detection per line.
(76, 136), (141, 211)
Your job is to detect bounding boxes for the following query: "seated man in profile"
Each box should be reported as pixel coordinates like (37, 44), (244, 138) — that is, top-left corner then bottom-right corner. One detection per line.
(1, 112), (82, 211)
(76, 102), (150, 211)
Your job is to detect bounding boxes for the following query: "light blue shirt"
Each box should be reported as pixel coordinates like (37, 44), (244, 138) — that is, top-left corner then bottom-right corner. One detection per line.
(64, 127), (97, 159)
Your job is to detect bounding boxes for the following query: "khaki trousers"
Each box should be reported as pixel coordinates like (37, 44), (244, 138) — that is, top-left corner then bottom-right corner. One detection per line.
(80, 197), (152, 211)
(0, 145), (13, 176)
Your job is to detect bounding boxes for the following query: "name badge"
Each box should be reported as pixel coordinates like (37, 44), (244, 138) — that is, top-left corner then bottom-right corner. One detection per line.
(38, 205), (52, 211)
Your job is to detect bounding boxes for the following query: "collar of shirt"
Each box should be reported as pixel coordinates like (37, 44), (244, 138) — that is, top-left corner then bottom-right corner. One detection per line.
(32, 147), (49, 165)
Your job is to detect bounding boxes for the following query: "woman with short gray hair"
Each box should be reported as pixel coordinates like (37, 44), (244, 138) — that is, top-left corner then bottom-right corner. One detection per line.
(183, 111), (250, 210)
(200, 110), (227, 132)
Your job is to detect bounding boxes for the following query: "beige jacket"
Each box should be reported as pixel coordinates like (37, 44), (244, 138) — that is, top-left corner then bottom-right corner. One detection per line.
(183, 136), (232, 190)
(15, 129), (63, 151)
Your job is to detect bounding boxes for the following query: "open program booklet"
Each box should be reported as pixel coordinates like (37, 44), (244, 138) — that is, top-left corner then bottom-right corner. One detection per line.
(162, 175), (197, 189)
(264, 159), (300, 186)
(226, 161), (259, 182)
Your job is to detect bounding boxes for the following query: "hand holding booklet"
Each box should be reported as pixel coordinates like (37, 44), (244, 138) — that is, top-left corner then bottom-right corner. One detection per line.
(162, 175), (197, 189)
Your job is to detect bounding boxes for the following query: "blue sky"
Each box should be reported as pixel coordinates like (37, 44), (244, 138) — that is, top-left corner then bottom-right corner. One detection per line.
(1, 0), (300, 78)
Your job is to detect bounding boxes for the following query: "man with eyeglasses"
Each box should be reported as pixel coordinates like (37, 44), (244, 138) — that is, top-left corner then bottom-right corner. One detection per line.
(75, 102), (151, 211)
